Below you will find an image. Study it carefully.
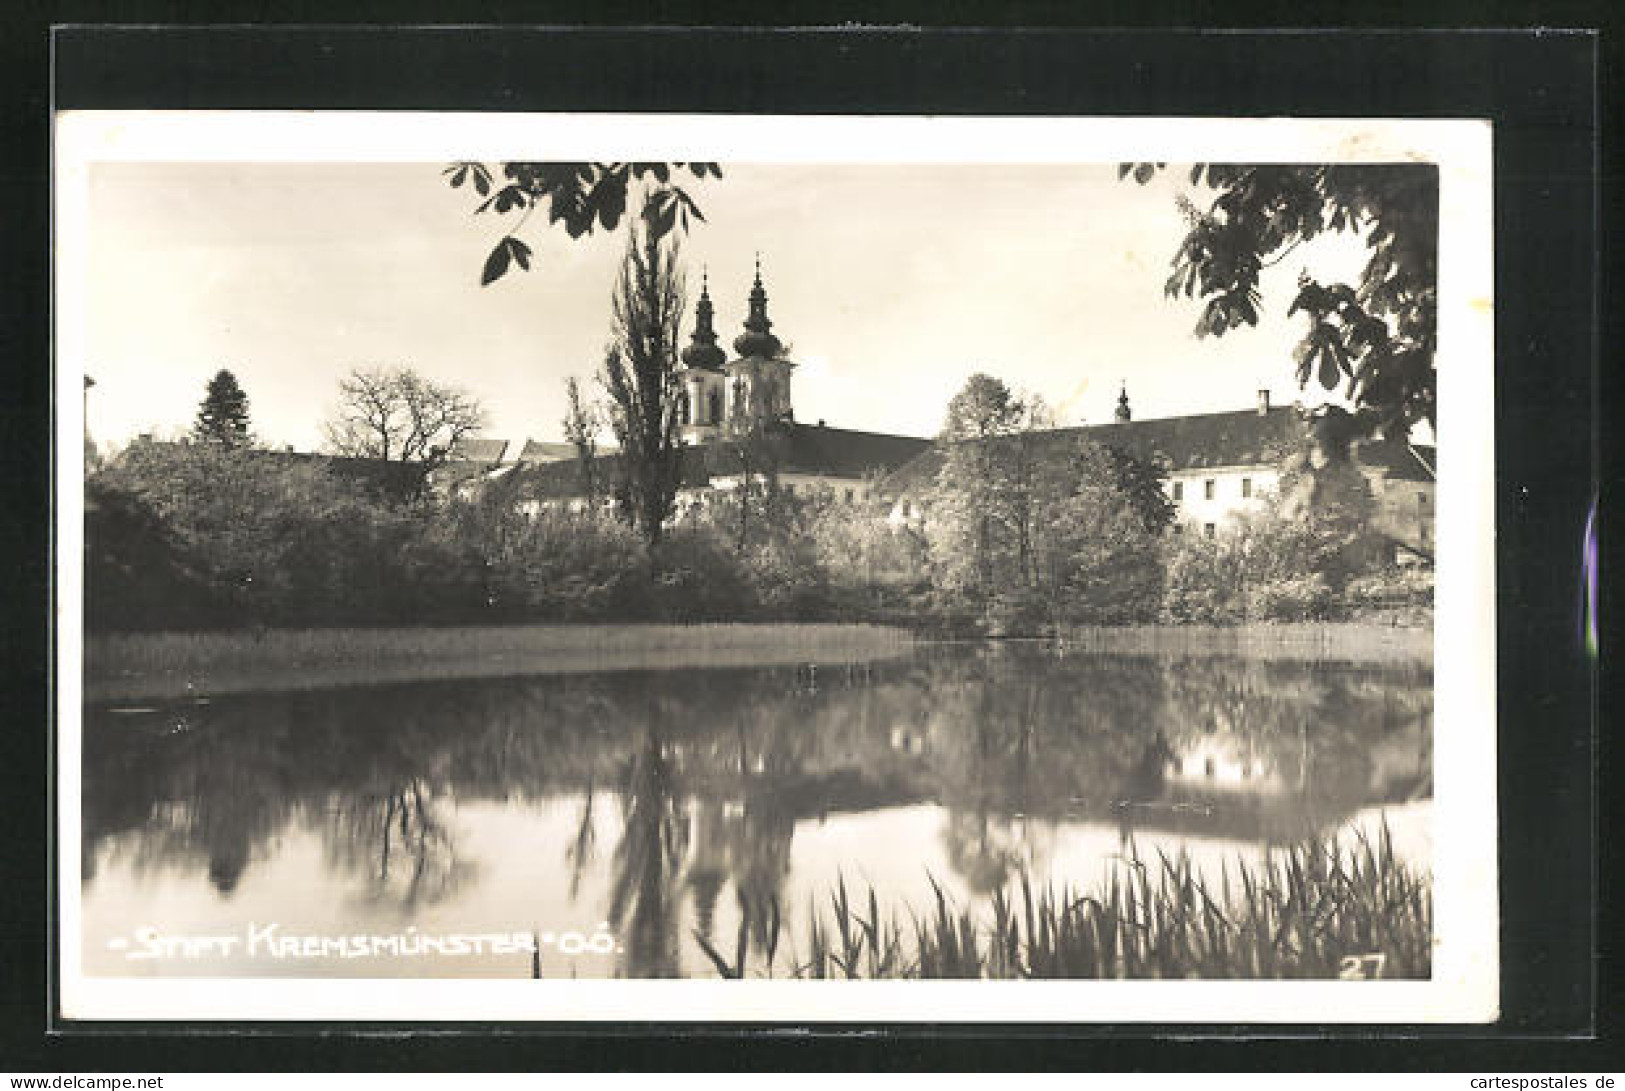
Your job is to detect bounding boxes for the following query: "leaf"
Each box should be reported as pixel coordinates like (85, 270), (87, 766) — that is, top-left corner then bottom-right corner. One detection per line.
(674, 187), (706, 226)
(481, 239), (512, 285)
(593, 179), (627, 231)
(1133, 163), (1156, 184)
(1317, 346), (1340, 390)
(493, 186), (526, 214)
(447, 165), (468, 188)
(509, 236), (532, 271)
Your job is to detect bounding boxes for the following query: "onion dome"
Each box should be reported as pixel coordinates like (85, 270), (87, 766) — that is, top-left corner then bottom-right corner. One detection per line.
(680, 271), (727, 372)
(732, 255), (784, 359)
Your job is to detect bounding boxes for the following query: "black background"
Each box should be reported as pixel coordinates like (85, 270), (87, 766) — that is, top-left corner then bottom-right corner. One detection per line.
(2, 10), (1612, 1072)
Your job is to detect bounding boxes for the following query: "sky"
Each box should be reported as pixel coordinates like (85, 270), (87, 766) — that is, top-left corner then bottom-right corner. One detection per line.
(83, 161), (1373, 453)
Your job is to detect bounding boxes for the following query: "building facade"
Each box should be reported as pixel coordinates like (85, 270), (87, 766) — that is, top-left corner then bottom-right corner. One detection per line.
(457, 269), (1434, 557)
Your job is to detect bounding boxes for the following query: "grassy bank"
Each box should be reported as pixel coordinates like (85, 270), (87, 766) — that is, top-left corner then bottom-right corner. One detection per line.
(83, 623), (916, 703)
(1051, 621), (1431, 664)
(699, 821), (1430, 980)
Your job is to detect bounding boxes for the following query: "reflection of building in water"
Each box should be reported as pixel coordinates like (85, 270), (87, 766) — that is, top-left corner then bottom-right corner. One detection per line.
(1164, 734), (1293, 795)
(889, 723), (928, 756)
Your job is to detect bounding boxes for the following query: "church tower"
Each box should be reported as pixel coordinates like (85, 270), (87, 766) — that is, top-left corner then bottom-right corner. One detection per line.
(676, 271), (730, 445)
(724, 256), (795, 428)
(1115, 383), (1132, 423)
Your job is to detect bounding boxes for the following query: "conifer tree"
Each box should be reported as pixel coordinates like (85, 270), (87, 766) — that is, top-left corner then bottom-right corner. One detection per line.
(193, 369), (253, 448)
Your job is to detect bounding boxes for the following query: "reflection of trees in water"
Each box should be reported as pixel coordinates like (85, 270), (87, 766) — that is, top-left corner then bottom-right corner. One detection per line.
(606, 728), (686, 978)
(566, 777), (597, 902)
(83, 647), (1432, 934)
(82, 706), (300, 897)
(323, 776), (469, 911)
(1131, 657), (1433, 842)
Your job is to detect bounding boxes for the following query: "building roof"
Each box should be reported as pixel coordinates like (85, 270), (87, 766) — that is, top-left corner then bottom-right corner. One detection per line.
(516, 439), (577, 464)
(1354, 438), (1437, 483)
(507, 422), (931, 500)
(705, 422), (932, 480)
(449, 437), (509, 463)
(880, 406), (1311, 496)
(880, 407), (1439, 498)
(1081, 405), (1309, 470)
(509, 446), (715, 500)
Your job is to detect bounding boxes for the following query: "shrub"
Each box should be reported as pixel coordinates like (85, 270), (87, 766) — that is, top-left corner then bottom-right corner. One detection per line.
(1244, 574), (1336, 621)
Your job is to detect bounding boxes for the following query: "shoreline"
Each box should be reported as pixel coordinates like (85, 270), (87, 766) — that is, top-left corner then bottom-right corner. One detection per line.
(1048, 620), (1432, 664)
(81, 622), (916, 703)
(80, 618), (1431, 703)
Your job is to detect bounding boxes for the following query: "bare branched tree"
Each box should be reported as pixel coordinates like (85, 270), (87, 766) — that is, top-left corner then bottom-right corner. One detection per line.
(324, 366), (488, 472)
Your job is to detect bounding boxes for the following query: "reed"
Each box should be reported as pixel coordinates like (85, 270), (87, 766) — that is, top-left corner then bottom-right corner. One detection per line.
(84, 622), (916, 701)
(699, 820), (1430, 980)
(1051, 622), (1431, 664)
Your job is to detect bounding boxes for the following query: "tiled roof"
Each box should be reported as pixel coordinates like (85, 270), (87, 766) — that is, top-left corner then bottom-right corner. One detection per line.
(155, 445), (430, 501)
(879, 407), (1312, 496)
(450, 437), (509, 463)
(509, 447), (714, 499)
(507, 422), (930, 499)
(1079, 406), (1309, 471)
(1355, 439), (1437, 483)
(517, 439), (576, 463)
(704, 422), (932, 480)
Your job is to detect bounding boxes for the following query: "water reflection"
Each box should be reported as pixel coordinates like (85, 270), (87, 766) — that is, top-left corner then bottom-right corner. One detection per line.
(81, 643), (1431, 978)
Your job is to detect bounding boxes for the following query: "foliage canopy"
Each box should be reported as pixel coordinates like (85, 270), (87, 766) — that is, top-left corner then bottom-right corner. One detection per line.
(1125, 163), (1437, 435)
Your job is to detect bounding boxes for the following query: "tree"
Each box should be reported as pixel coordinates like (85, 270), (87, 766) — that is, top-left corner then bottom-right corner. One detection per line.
(600, 208), (687, 549)
(91, 440), (462, 627)
(561, 375), (605, 509)
(931, 374), (1046, 597)
(444, 161), (721, 285)
(193, 369), (253, 448)
(927, 374), (1166, 628)
(1102, 445), (1177, 537)
(1124, 163), (1438, 435)
(323, 366), (487, 483)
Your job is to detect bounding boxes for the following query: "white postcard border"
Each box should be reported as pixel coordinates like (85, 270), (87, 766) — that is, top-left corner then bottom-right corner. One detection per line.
(53, 111), (1497, 1024)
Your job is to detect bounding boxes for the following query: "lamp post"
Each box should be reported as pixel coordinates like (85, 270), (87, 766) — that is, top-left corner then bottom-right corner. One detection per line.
(83, 375), (96, 467)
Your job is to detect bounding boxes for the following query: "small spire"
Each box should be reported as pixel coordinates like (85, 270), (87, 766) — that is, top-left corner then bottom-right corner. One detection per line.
(681, 265), (725, 372)
(734, 252), (783, 359)
(1115, 382), (1132, 423)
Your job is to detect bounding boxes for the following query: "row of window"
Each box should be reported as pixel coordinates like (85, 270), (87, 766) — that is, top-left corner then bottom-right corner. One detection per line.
(1170, 477), (1253, 503)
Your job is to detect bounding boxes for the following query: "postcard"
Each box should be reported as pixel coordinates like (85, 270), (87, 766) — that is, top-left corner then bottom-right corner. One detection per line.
(55, 111), (1496, 1022)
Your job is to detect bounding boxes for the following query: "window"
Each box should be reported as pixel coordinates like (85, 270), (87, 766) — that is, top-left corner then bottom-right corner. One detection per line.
(1241, 477), (1252, 498)
(708, 390), (722, 423)
(783, 483), (795, 496)
(1417, 490), (1427, 511)
(1204, 479), (1215, 500)
(844, 488), (855, 504)
(1204, 523), (1216, 538)
(1172, 481), (1183, 502)
(1204, 757), (1216, 777)
(1170, 523), (1183, 535)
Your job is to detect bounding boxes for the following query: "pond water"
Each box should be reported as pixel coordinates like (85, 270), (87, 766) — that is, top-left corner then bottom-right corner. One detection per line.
(79, 641), (1431, 979)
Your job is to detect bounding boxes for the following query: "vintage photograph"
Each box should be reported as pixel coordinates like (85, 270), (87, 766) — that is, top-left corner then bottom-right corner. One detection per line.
(55, 114), (1496, 1022)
